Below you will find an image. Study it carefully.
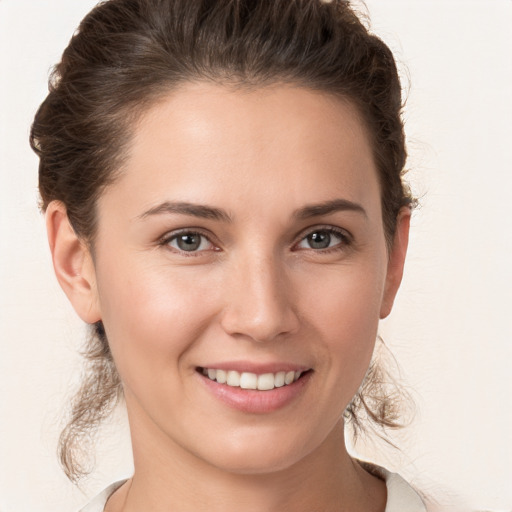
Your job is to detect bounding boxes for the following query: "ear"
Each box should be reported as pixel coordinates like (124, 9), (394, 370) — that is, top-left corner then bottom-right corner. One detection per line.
(46, 201), (101, 324)
(379, 207), (411, 319)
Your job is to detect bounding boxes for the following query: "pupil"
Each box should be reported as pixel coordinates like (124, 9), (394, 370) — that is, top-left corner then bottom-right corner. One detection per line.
(308, 231), (330, 249)
(177, 234), (200, 251)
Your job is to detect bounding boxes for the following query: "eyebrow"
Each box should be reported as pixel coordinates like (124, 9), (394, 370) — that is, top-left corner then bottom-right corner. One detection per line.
(293, 198), (367, 220)
(138, 201), (232, 222)
(137, 198), (366, 222)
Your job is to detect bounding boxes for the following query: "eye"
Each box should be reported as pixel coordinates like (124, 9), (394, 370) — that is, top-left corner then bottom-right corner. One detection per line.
(164, 231), (215, 253)
(296, 228), (350, 251)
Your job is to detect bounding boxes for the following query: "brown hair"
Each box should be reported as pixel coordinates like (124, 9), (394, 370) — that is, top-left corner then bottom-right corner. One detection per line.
(31, 0), (413, 482)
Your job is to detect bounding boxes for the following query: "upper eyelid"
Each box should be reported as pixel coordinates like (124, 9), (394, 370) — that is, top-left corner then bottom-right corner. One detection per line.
(294, 224), (352, 243)
(160, 227), (215, 243)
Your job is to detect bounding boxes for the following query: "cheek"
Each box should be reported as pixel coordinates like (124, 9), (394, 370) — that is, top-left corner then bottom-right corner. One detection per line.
(305, 259), (385, 327)
(299, 260), (386, 379)
(95, 259), (217, 384)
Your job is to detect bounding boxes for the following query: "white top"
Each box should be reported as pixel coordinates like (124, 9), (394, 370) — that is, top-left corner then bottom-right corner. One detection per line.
(79, 467), (427, 512)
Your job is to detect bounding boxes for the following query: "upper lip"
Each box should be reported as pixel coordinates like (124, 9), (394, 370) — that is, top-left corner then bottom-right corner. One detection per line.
(197, 362), (311, 374)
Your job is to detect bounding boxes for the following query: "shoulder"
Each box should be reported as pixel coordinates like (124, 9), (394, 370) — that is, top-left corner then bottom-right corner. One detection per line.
(79, 480), (127, 512)
(359, 461), (427, 512)
(362, 463), (481, 512)
(382, 470), (427, 512)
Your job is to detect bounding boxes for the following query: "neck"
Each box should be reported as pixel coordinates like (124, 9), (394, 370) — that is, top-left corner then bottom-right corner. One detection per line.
(109, 402), (386, 512)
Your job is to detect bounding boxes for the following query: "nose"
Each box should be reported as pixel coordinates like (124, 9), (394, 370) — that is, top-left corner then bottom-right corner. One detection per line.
(220, 252), (300, 343)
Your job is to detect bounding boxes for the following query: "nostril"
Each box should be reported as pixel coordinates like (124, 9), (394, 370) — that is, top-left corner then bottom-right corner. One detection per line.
(218, 268), (300, 343)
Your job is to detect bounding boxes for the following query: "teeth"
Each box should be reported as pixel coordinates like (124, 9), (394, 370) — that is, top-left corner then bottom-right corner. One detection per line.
(274, 371), (285, 387)
(257, 373), (275, 391)
(284, 371), (295, 385)
(216, 369), (227, 384)
(202, 368), (305, 390)
(226, 370), (240, 387)
(240, 372), (257, 389)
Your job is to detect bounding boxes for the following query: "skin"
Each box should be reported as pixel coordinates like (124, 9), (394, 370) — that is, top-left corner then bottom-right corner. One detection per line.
(47, 83), (410, 512)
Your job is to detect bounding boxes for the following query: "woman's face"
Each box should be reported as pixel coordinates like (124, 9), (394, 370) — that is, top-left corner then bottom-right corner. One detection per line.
(83, 83), (408, 473)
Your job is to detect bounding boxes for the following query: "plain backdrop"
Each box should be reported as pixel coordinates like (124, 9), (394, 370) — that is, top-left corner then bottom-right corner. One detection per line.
(1, 1), (511, 511)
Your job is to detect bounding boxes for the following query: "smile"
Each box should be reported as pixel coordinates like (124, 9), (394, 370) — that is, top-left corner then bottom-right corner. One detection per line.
(200, 368), (305, 391)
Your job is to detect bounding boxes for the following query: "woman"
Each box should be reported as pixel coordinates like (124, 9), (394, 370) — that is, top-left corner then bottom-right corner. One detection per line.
(31, 0), (423, 510)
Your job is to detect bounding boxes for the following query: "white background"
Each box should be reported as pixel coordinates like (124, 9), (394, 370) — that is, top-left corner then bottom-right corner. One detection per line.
(1, 1), (511, 511)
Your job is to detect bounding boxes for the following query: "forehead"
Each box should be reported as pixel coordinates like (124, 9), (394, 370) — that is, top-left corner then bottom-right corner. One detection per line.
(101, 82), (381, 220)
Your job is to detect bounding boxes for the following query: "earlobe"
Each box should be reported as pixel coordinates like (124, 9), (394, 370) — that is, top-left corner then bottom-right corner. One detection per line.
(46, 201), (101, 324)
(379, 207), (411, 319)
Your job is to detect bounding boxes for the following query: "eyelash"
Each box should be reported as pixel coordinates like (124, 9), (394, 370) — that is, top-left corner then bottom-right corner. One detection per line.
(294, 226), (353, 254)
(159, 226), (353, 256)
(159, 228), (217, 257)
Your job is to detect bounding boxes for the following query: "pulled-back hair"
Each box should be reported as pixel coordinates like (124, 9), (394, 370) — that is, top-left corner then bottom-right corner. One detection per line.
(31, 0), (413, 482)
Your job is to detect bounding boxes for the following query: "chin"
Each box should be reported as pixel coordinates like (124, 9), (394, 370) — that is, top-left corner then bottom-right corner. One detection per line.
(210, 449), (305, 476)
(189, 425), (326, 476)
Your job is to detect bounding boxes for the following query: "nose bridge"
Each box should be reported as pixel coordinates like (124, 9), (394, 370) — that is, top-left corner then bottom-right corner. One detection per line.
(221, 245), (299, 342)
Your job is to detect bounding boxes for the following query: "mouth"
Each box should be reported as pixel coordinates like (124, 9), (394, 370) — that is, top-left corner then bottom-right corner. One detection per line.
(196, 365), (313, 413)
(196, 367), (311, 391)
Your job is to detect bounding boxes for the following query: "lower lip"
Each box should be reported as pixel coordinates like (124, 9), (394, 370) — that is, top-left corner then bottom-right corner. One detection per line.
(198, 371), (312, 414)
